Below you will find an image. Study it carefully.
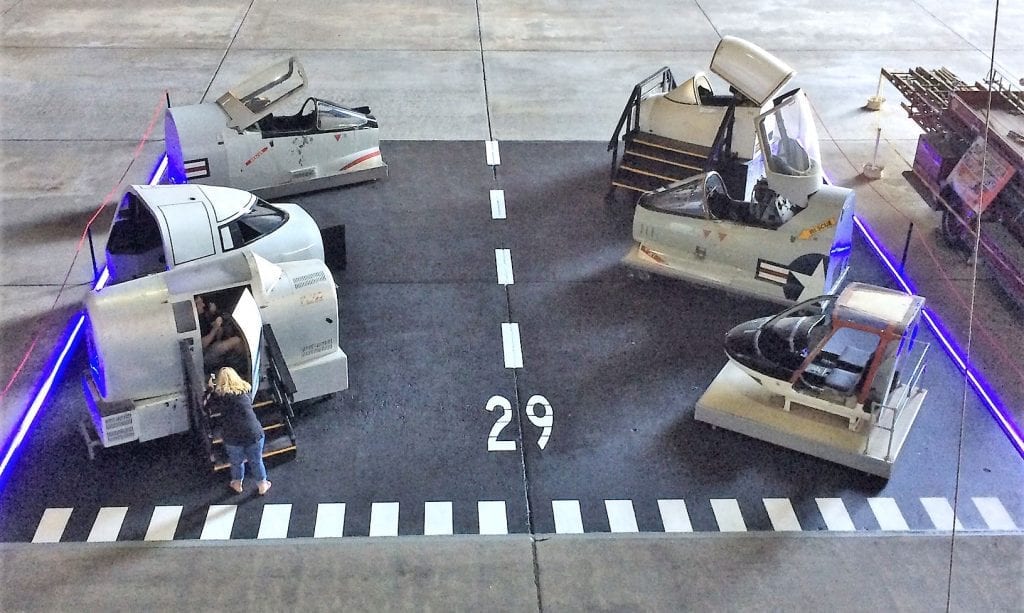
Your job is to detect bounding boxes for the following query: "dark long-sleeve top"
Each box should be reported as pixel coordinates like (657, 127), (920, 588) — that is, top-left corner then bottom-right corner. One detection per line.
(211, 392), (263, 446)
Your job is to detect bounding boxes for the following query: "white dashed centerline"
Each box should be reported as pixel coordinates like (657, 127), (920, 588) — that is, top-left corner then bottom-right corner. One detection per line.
(490, 189), (506, 220)
(495, 249), (514, 285)
(485, 140), (501, 166)
(501, 323), (524, 368)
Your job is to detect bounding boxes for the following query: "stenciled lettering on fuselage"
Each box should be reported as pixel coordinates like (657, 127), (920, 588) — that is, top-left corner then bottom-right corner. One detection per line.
(797, 216), (836, 240)
(244, 145), (270, 168)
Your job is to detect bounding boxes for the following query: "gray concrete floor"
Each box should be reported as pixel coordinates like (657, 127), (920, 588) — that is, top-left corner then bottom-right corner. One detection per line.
(1, 1), (1022, 610)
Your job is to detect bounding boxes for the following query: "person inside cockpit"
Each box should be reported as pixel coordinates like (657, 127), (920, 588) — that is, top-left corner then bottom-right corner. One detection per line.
(195, 295), (245, 374)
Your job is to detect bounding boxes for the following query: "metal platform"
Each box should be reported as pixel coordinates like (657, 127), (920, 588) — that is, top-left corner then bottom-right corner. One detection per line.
(695, 361), (927, 478)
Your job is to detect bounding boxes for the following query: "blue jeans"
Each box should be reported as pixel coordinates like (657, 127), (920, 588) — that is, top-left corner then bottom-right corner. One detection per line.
(225, 435), (267, 482)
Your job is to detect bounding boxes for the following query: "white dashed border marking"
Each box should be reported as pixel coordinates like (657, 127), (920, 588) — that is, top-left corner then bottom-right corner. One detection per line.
(87, 507), (127, 542)
(711, 499), (747, 532)
(200, 505), (236, 540)
(658, 499), (693, 532)
(816, 498), (855, 531)
(369, 502), (400, 537)
(424, 501), (454, 536)
(764, 498), (802, 531)
(313, 503), (346, 538)
(258, 504), (292, 539)
(478, 501), (508, 535)
(145, 506), (182, 542)
(32, 507), (72, 543)
(868, 497), (909, 531)
(553, 500), (584, 534)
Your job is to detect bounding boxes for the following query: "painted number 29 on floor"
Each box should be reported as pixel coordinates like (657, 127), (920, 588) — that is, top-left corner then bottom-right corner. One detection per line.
(485, 395), (552, 452)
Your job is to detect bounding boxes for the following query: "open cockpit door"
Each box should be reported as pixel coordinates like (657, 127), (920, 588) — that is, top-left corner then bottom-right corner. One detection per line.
(231, 288), (264, 400)
(216, 57), (308, 133)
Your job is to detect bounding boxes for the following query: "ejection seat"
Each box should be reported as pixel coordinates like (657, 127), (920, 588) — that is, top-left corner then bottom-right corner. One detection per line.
(798, 328), (879, 397)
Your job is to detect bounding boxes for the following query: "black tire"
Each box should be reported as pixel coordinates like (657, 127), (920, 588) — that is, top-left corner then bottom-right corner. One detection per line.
(940, 208), (968, 249)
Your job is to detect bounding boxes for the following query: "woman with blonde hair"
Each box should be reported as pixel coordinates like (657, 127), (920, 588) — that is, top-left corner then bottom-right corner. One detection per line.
(208, 366), (271, 495)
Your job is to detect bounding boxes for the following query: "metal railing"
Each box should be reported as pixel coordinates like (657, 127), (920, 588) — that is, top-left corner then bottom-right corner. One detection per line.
(704, 103), (736, 173)
(867, 341), (931, 461)
(263, 323), (296, 418)
(607, 67), (676, 177)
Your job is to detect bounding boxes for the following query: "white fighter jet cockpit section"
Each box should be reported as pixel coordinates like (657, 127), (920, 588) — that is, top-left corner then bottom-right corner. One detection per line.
(614, 37), (854, 304)
(164, 56), (388, 199)
(104, 183), (322, 285)
(82, 184), (348, 469)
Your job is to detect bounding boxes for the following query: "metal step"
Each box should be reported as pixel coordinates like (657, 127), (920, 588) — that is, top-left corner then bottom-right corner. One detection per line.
(211, 421), (287, 446)
(211, 432), (297, 472)
(612, 132), (709, 194)
(207, 391), (296, 472)
(629, 133), (712, 160)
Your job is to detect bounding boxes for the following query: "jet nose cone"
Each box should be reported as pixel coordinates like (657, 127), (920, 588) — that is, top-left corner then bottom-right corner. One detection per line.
(724, 318), (765, 367)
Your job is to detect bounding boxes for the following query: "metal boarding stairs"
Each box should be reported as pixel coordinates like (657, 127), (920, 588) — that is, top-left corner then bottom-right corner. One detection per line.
(183, 324), (298, 473)
(608, 67), (737, 195)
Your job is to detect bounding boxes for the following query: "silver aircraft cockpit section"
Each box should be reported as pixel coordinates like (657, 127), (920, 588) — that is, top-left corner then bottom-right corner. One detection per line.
(164, 57), (388, 199)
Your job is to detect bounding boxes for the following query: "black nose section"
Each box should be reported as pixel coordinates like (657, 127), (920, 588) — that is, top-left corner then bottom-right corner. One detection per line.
(724, 318), (765, 368)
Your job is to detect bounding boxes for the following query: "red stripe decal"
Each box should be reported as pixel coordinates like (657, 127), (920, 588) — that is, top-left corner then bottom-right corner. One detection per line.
(341, 150), (381, 171)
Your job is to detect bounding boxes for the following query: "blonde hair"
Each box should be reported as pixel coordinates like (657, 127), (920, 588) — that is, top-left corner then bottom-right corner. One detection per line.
(212, 366), (251, 396)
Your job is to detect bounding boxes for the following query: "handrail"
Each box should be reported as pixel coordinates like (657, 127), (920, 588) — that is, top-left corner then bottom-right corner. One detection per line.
(704, 102), (736, 172)
(608, 67), (676, 177)
(866, 341), (930, 460)
(179, 338), (213, 461)
(262, 323), (296, 417)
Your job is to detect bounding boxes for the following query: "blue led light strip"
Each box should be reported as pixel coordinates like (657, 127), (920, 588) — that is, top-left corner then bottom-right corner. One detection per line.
(854, 215), (1024, 457)
(0, 155), (167, 482)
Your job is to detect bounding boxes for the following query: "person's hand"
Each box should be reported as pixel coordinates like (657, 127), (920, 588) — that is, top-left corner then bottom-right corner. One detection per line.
(214, 316), (223, 329)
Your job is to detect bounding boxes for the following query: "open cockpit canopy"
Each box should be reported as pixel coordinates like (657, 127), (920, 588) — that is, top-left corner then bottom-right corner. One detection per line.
(710, 36), (794, 106)
(757, 90), (821, 179)
(216, 57), (308, 132)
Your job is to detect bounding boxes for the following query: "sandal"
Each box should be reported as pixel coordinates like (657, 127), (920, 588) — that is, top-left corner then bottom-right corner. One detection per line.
(229, 480), (243, 494)
(257, 480), (272, 495)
